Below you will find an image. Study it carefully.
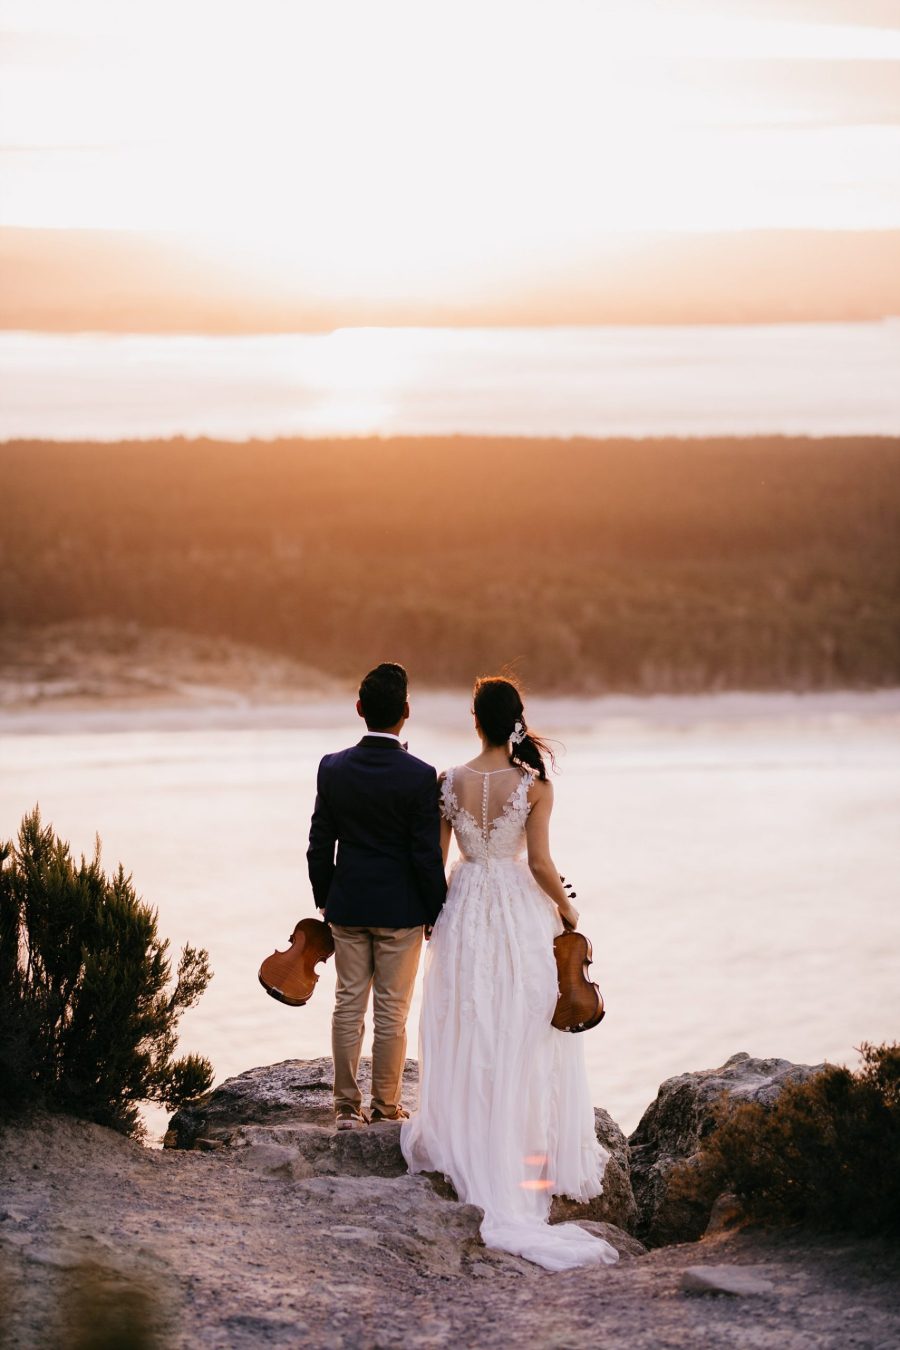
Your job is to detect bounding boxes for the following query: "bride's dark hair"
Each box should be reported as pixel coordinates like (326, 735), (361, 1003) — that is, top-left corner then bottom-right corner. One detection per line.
(472, 675), (555, 781)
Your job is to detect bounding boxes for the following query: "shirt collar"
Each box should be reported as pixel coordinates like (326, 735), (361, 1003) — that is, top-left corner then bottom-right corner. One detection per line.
(363, 731), (403, 745)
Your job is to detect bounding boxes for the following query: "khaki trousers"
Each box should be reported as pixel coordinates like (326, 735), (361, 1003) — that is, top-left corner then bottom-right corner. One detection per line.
(330, 925), (423, 1117)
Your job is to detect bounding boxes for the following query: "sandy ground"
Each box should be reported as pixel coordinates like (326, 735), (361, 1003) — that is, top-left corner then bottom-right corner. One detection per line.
(1, 1114), (899, 1350)
(0, 621), (344, 713)
(4, 620), (900, 739)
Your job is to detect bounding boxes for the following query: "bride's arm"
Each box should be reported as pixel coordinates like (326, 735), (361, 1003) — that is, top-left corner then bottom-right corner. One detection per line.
(524, 780), (580, 928)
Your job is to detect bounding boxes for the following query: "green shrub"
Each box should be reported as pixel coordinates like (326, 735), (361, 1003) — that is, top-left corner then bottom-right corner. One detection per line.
(671, 1043), (900, 1236)
(0, 807), (213, 1138)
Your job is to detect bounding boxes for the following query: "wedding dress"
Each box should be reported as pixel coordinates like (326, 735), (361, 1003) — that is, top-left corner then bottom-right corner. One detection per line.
(401, 765), (619, 1272)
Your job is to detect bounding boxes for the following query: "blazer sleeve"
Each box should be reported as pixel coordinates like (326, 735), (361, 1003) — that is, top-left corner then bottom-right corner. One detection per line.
(307, 760), (338, 911)
(408, 768), (448, 925)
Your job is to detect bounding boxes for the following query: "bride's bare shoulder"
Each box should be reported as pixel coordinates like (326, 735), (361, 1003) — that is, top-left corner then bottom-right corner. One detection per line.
(526, 774), (553, 805)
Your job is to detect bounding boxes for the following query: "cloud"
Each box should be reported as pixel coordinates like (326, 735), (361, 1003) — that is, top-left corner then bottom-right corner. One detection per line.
(0, 30), (84, 65)
(688, 1), (900, 29)
(680, 58), (900, 128)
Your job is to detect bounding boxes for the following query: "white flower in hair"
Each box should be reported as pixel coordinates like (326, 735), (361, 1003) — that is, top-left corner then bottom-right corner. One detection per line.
(509, 720), (526, 745)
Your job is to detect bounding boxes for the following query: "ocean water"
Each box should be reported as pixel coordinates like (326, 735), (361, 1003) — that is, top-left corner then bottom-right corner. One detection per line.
(1, 321), (899, 440)
(2, 691), (898, 1140)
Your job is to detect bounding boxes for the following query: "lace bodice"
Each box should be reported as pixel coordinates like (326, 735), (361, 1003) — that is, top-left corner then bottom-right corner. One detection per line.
(440, 765), (535, 863)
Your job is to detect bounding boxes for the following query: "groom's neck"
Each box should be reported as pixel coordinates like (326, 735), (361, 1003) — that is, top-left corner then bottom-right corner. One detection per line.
(366, 718), (406, 737)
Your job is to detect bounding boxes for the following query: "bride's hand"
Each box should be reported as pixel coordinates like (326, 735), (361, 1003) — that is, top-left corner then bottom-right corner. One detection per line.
(559, 905), (579, 930)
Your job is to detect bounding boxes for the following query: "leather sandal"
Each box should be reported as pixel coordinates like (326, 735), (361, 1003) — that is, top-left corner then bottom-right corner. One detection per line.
(335, 1107), (368, 1131)
(369, 1106), (409, 1124)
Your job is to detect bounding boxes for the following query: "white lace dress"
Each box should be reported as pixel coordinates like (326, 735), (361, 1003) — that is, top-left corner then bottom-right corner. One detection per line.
(400, 765), (618, 1272)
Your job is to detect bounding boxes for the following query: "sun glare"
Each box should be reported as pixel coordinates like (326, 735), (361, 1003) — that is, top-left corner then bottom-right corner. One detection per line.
(1, 0), (899, 293)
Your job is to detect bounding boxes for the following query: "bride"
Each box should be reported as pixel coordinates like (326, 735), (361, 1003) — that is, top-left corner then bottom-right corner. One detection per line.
(401, 676), (618, 1272)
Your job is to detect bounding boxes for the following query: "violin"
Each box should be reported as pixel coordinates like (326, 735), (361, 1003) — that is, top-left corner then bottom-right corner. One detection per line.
(259, 917), (335, 1007)
(552, 879), (605, 1034)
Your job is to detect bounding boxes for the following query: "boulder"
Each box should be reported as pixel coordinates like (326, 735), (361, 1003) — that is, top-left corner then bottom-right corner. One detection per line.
(167, 1057), (638, 1231)
(574, 1221), (647, 1259)
(164, 1056), (419, 1149)
(550, 1106), (638, 1234)
(628, 1051), (824, 1247)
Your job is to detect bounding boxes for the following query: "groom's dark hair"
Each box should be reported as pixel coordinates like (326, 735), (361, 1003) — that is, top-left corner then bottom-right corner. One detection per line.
(359, 662), (408, 729)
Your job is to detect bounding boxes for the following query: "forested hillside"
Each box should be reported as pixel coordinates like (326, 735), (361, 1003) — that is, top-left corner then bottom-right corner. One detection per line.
(2, 436), (898, 693)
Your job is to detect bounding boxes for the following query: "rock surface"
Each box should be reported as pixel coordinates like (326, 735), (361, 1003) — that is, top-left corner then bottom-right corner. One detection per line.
(167, 1058), (639, 1233)
(628, 1051), (825, 1247)
(681, 1265), (776, 1297)
(705, 1192), (747, 1236)
(3, 1112), (899, 1349)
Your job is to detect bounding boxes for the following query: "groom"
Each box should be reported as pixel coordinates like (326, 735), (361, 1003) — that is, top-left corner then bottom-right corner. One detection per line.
(307, 662), (446, 1130)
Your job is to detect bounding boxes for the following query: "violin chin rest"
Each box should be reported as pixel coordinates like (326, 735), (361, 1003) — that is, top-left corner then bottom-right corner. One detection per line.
(566, 1008), (606, 1033)
(258, 970), (313, 1008)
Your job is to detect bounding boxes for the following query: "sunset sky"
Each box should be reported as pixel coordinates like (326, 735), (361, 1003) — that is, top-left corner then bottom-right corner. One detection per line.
(1, 0), (899, 300)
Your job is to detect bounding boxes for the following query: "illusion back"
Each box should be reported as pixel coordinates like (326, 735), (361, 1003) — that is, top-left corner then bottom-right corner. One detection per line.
(441, 765), (533, 862)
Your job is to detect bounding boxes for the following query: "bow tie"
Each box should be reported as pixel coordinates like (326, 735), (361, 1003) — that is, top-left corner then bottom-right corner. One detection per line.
(402, 741), (409, 751)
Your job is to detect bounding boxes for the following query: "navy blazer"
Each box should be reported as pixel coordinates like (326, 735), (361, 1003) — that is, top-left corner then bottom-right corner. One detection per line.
(307, 735), (447, 927)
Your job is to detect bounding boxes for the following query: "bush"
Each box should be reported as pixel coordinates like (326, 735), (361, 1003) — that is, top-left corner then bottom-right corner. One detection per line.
(0, 807), (213, 1138)
(671, 1043), (900, 1236)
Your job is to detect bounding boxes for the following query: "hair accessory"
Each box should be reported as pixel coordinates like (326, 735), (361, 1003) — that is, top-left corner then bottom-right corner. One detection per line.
(509, 720), (526, 746)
